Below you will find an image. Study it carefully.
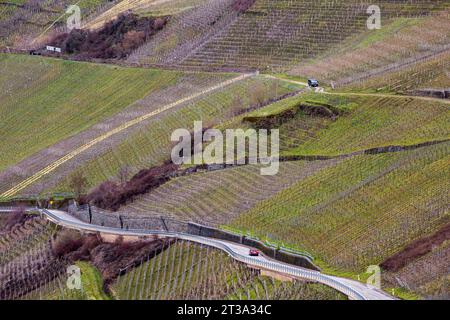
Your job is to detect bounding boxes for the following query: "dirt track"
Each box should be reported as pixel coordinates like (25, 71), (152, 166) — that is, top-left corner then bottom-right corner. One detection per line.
(0, 73), (254, 198)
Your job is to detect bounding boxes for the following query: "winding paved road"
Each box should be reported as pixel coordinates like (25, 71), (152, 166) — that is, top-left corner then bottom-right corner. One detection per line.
(30, 208), (394, 300)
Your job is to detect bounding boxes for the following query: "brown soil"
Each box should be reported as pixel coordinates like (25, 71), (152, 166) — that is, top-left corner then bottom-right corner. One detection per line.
(380, 222), (450, 272)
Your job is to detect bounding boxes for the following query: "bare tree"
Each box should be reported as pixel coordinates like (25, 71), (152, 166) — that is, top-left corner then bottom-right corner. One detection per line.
(225, 95), (245, 118)
(270, 79), (280, 98)
(68, 171), (88, 200)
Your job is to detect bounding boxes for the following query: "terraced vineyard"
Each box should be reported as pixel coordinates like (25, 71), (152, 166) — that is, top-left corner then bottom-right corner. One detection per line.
(383, 241), (450, 299)
(0, 55), (242, 196)
(0, 217), (55, 265)
(231, 142), (449, 272)
(220, 91), (449, 157)
(112, 240), (346, 300)
(180, 0), (373, 71)
(115, 139), (449, 277)
(0, 0), (449, 303)
(10, 237), (345, 300)
(0, 0), (113, 47)
(128, 0), (241, 67)
(19, 270), (81, 300)
(280, 94), (450, 156)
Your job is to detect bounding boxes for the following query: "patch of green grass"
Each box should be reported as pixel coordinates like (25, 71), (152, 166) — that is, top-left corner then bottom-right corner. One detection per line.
(230, 142), (450, 273)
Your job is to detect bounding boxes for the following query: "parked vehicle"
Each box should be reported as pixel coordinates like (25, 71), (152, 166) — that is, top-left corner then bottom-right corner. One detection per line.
(249, 249), (260, 256)
(308, 79), (319, 87)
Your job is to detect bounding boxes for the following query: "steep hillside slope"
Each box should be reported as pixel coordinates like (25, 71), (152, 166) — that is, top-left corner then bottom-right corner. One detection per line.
(85, 0), (209, 30)
(17, 237), (345, 300)
(231, 142), (449, 272)
(128, 0), (243, 68)
(112, 90), (449, 298)
(222, 92), (450, 156)
(130, 0), (450, 71)
(0, 53), (179, 175)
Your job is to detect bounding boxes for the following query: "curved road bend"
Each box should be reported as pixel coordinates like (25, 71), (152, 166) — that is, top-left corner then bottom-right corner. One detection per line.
(38, 209), (394, 300)
(263, 75), (450, 105)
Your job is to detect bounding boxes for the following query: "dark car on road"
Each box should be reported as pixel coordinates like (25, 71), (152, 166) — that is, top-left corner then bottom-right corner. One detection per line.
(308, 79), (319, 87)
